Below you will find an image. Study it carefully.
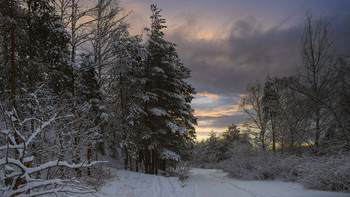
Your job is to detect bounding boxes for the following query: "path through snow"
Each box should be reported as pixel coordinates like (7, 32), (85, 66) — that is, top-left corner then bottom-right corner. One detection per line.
(94, 168), (349, 197)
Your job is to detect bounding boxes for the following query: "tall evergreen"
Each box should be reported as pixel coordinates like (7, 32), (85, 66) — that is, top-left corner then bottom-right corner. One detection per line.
(0, 0), (25, 109)
(76, 55), (106, 162)
(0, 0), (72, 106)
(108, 30), (145, 168)
(143, 4), (197, 173)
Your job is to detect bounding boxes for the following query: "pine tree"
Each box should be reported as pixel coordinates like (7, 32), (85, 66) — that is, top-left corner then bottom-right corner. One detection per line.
(0, 0), (25, 110)
(108, 28), (147, 170)
(76, 55), (105, 168)
(143, 4), (197, 173)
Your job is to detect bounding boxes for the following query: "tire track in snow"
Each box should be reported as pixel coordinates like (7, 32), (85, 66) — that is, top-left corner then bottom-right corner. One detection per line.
(187, 168), (255, 197)
(152, 176), (160, 196)
(212, 172), (256, 197)
(167, 177), (177, 195)
(152, 175), (181, 197)
(225, 181), (257, 197)
(207, 170), (256, 197)
(153, 175), (169, 197)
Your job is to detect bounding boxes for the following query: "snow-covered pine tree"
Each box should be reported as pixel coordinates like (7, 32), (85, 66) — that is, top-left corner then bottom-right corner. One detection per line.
(203, 131), (225, 162)
(25, 0), (74, 97)
(75, 55), (106, 170)
(0, 0), (73, 106)
(108, 27), (147, 170)
(143, 4), (196, 174)
(0, 0), (26, 110)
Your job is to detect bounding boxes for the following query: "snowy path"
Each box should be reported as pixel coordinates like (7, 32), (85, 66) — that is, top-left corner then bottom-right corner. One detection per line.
(184, 168), (253, 197)
(94, 168), (349, 197)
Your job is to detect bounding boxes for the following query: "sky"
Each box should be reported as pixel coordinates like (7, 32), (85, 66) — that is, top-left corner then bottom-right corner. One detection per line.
(120, 0), (350, 140)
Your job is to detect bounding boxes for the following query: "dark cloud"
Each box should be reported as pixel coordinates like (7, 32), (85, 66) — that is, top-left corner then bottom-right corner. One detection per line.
(168, 18), (303, 95)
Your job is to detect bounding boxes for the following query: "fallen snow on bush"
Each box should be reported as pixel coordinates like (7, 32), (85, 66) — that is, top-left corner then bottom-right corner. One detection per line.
(80, 168), (349, 197)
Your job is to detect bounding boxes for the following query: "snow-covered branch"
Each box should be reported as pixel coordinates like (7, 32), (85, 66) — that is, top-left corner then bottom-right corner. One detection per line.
(0, 103), (107, 197)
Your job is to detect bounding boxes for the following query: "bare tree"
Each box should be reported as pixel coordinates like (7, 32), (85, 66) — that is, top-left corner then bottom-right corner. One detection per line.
(290, 12), (349, 148)
(241, 81), (267, 150)
(86, 0), (130, 80)
(53, 0), (97, 100)
(274, 77), (316, 154)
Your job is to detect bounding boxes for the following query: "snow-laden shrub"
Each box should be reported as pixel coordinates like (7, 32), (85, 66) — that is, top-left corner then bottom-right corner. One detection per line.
(277, 155), (304, 182)
(213, 149), (350, 192)
(166, 162), (191, 185)
(295, 155), (350, 191)
(218, 149), (280, 180)
(0, 101), (107, 197)
(83, 166), (114, 190)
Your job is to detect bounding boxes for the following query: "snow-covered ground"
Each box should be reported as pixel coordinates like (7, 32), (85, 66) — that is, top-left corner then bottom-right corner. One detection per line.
(93, 168), (349, 197)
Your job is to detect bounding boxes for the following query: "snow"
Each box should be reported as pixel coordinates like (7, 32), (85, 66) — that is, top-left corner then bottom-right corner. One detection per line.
(166, 121), (188, 135)
(82, 168), (349, 197)
(161, 149), (180, 161)
(150, 107), (169, 116)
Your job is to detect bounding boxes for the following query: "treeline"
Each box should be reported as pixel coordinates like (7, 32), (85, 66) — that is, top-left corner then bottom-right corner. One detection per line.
(194, 13), (350, 192)
(0, 0), (196, 195)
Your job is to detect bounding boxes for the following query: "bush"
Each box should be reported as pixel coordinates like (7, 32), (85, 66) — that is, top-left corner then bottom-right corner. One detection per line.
(211, 150), (350, 192)
(166, 162), (191, 185)
(217, 149), (280, 180)
(295, 155), (350, 191)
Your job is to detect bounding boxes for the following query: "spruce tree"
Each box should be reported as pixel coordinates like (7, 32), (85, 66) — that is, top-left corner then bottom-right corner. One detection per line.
(143, 4), (197, 173)
(109, 29), (147, 170)
(76, 55), (105, 164)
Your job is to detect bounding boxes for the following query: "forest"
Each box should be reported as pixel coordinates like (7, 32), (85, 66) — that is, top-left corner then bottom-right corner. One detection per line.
(0, 0), (196, 196)
(0, 0), (349, 196)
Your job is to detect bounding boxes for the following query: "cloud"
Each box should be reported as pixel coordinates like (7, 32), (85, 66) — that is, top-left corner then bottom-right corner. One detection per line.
(194, 104), (242, 117)
(192, 92), (247, 137)
(196, 91), (220, 99)
(169, 17), (303, 95)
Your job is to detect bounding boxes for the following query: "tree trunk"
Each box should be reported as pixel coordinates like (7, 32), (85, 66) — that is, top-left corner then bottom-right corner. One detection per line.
(120, 72), (128, 170)
(144, 145), (150, 174)
(11, 28), (16, 110)
(27, 1), (34, 92)
(87, 142), (92, 176)
(71, 0), (77, 103)
(260, 127), (265, 151)
(136, 157), (139, 172)
(290, 128), (295, 154)
(271, 113), (276, 152)
(129, 156), (132, 171)
(74, 135), (81, 176)
(150, 149), (154, 174)
(281, 134), (284, 154)
(155, 148), (158, 175)
(315, 108), (320, 149)
(162, 159), (166, 171)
